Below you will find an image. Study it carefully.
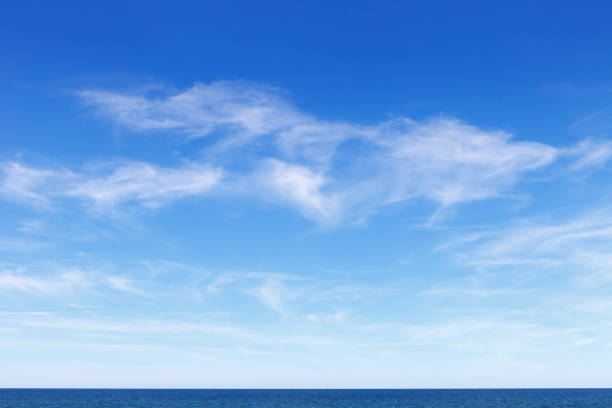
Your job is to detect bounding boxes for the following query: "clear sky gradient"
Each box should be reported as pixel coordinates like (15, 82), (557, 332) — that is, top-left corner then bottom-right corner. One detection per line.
(2, 0), (612, 387)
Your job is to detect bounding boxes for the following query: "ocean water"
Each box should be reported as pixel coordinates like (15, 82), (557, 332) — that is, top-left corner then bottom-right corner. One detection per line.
(1, 389), (611, 408)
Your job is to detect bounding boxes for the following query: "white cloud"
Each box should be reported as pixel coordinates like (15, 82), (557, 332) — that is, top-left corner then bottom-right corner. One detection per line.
(0, 162), (65, 206)
(203, 272), (303, 313)
(253, 159), (342, 223)
(78, 81), (592, 225)
(564, 139), (612, 170)
(416, 207), (612, 322)
(0, 268), (91, 294)
(5, 81), (609, 224)
(78, 81), (308, 140)
(0, 160), (222, 212)
(67, 161), (222, 209)
(251, 278), (286, 312)
(0, 267), (145, 296)
(376, 118), (558, 206)
(105, 276), (146, 296)
(462, 210), (612, 263)
(205, 275), (238, 295)
(434, 208), (612, 300)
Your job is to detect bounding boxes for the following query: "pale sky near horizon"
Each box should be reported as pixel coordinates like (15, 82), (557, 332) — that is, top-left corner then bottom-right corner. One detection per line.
(2, 1), (612, 387)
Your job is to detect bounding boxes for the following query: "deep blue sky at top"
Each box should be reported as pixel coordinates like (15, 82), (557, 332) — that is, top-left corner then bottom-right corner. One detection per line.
(2, 0), (612, 161)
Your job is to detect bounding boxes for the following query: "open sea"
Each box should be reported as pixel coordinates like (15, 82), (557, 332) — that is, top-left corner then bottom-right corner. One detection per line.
(1, 389), (611, 408)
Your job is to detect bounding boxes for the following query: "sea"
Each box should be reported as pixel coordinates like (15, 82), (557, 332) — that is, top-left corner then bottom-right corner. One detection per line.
(1, 389), (612, 408)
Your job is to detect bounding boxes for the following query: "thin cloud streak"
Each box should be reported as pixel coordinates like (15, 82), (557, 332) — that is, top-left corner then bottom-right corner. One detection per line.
(0, 267), (145, 296)
(0, 160), (223, 212)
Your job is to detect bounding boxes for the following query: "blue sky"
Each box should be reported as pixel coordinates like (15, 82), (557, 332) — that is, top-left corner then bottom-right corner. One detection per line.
(2, 1), (612, 387)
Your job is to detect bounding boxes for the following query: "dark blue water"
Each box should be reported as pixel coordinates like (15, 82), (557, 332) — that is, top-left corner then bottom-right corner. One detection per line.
(1, 389), (611, 407)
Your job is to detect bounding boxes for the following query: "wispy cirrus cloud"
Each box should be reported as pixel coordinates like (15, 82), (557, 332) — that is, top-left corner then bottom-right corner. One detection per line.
(78, 81), (308, 140)
(408, 203), (612, 325)
(564, 138), (612, 170)
(0, 162), (67, 207)
(204, 272), (304, 313)
(0, 160), (222, 212)
(0, 267), (142, 296)
(0, 269), (87, 294)
(457, 209), (612, 268)
(4, 81), (610, 225)
(252, 159), (343, 224)
(75, 81), (612, 225)
(67, 161), (222, 210)
(431, 207), (612, 305)
(202, 271), (396, 317)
